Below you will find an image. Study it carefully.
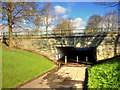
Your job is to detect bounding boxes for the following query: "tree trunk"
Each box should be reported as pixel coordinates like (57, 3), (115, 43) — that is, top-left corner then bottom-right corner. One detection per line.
(8, 3), (13, 49)
(37, 24), (39, 36)
(9, 23), (13, 48)
(37, 16), (40, 36)
(46, 9), (49, 37)
(46, 15), (48, 37)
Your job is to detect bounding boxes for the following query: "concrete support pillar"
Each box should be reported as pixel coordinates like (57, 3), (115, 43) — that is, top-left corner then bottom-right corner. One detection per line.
(65, 56), (67, 64)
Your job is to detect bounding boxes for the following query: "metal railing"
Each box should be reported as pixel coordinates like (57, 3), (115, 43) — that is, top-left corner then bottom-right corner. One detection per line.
(1, 28), (120, 39)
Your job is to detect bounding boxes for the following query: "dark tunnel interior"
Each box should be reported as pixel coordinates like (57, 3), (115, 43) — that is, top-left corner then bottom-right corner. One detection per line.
(57, 47), (97, 64)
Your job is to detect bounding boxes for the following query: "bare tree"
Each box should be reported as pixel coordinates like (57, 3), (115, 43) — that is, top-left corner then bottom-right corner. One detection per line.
(96, 2), (120, 8)
(53, 19), (74, 36)
(42, 2), (56, 37)
(2, 2), (37, 48)
(31, 3), (44, 36)
(33, 16), (43, 35)
(99, 11), (118, 32)
(96, 2), (120, 33)
(85, 15), (102, 33)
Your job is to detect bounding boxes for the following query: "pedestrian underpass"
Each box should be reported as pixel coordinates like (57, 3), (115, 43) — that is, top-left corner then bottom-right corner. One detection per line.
(56, 47), (97, 64)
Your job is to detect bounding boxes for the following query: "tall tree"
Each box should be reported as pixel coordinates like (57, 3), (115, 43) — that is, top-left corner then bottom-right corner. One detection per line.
(96, 2), (120, 34)
(31, 3), (44, 36)
(85, 15), (102, 33)
(99, 11), (118, 32)
(53, 19), (74, 36)
(2, 2), (37, 48)
(42, 2), (56, 37)
(33, 15), (43, 35)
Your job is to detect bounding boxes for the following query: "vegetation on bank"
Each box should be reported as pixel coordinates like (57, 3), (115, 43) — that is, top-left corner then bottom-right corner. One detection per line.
(2, 44), (55, 88)
(87, 56), (120, 88)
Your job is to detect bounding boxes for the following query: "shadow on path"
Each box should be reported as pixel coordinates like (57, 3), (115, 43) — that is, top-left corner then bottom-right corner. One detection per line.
(83, 68), (88, 90)
(42, 69), (77, 88)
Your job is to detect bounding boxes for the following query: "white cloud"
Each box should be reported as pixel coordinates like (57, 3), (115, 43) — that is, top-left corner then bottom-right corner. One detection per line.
(62, 14), (69, 19)
(73, 18), (83, 27)
(72, 17), (86, 29)
(54, 5), (66, 15)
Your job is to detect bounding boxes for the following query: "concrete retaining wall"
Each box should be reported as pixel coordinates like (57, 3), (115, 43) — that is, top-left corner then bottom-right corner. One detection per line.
(6, 35), (120, 61)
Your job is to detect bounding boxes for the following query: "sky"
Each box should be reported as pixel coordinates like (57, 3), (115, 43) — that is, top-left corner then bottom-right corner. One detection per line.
(51, 2), (118, 29)
(1, 2), (118, 33)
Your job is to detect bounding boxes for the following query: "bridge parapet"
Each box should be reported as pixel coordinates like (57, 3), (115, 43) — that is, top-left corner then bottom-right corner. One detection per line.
(5, 34), (120, 61)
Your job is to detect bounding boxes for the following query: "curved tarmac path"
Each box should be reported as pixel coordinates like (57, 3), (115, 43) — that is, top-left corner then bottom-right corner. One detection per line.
(21, 63), (89, 89)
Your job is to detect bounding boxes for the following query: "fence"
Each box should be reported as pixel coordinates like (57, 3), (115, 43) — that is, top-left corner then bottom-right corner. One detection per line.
(1, 28), (120, 39)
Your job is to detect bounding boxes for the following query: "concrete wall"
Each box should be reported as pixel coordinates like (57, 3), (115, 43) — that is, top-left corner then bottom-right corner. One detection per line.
(9, 35), (120, 61)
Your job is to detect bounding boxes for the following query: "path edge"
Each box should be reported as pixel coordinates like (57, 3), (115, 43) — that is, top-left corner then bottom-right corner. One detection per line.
(15, 65), (58, 88)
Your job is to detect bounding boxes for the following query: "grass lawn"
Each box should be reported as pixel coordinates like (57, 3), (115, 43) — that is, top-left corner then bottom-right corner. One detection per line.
(87, 56), (120, 88)
(2, 44), (56, 88)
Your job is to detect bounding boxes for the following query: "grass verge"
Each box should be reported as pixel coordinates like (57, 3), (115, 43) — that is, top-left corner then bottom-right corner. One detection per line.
(87, 56), (120, 88)
(2, 44), (56, 88)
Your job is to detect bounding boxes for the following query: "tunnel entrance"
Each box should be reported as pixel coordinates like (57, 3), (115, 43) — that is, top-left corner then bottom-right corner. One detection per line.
(56, 47), (97, 64)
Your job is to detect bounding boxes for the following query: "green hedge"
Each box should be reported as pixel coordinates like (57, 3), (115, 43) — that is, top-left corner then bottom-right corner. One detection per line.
(87, 57), (120, 88)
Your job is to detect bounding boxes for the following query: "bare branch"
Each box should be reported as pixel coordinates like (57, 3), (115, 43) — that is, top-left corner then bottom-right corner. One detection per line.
(96, 2), (120, 7)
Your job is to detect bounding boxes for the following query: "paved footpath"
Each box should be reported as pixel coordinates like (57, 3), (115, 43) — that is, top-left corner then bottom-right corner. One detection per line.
(21, 64), (88, 89)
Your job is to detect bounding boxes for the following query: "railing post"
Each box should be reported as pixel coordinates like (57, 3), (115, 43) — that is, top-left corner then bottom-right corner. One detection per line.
(86, 56), (88, 62)
(77, 56), (78, 63)
(59, 54), (60, 59)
